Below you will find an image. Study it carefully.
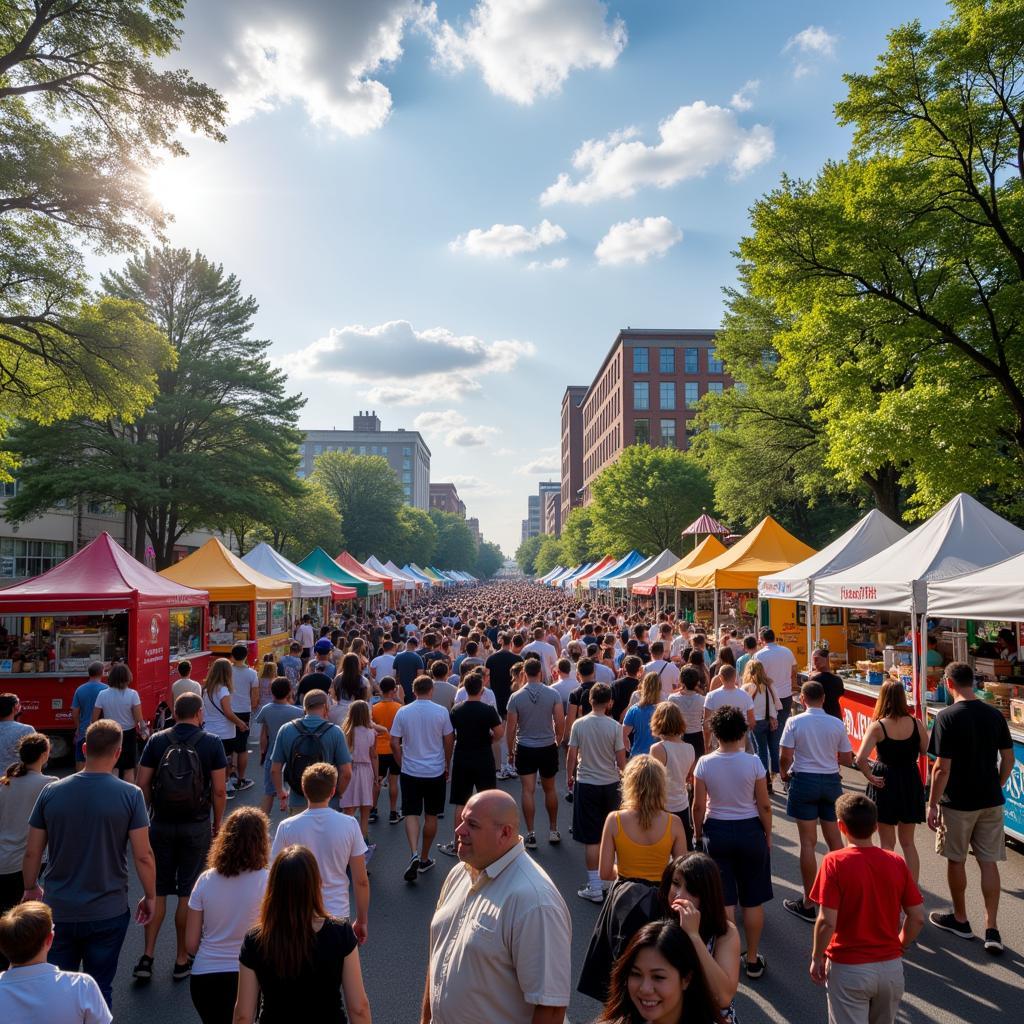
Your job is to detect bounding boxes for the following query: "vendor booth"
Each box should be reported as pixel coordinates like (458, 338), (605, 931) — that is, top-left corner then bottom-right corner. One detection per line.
(297, 548), (369, 610)
(364, 555), (416, 603)
(609, 550), (679, 606)
(336, 551), (390, 604)
(0, 532), (209, 750)
(633, 536), (728, 607)
(572, 556), (616, 592)
(589, 550), (647, 595)
(160, 538), (291, 664)
(241, 543), (332, 629)
(404, 564), (438, 587)
(383, 560), (423, 591)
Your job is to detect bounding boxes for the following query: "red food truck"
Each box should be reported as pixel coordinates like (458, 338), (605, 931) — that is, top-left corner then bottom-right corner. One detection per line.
(0, 532), (209, 758)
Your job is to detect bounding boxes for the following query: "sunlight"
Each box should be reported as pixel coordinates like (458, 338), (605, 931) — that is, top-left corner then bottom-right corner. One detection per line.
(145, 158), (203, 217)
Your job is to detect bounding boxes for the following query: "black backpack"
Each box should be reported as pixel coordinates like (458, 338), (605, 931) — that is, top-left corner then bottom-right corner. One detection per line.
(152, 731), (207, 819)
(285, 720), (332, 790)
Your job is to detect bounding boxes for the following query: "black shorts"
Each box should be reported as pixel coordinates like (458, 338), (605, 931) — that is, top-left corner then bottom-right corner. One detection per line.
(702, 816), (773, 908)
(683, 731), (705, 759)
(400, 772), (446, 817)
(229, 713), (250, 754)
(573, 781), (621, 845)
(151, 820), (211, 897)
(449, 755), (496, 806)
(377, 753), (399, 777)
(515, 743), (559, 779)
(116, 730), (138, 772)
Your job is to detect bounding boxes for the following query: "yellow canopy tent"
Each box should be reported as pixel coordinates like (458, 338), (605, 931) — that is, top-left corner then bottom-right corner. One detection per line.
(656, 535), (729, 588)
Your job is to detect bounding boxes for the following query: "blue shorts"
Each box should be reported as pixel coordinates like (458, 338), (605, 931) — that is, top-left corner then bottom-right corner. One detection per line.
(787, 771), (843, 822)
(702, 816), (773, 908)
(262, 758), (277, 797)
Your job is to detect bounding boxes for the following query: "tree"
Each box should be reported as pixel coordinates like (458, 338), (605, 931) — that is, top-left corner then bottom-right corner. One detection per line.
(560, 506), (598, 564)
(429, 509), (476, 570)
(474, 540), (503, 579)
(515, 534), (544, 576)
(314, 451), (404, 561)
(0, 1), (224, 445)
(255, 480), (344, 564)
(534, 535), (565, 577)
(389, 506), (437, 568)
(4, 248), (303, 567)
(589, 445), (715, 555)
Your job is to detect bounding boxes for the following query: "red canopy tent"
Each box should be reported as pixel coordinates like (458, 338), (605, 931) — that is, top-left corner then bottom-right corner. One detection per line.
(336, 551), (391, 608)
(0, 533), (209, 745)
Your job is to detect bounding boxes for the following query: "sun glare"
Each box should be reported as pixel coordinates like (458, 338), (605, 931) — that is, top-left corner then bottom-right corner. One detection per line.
(145, 159), (202, 217)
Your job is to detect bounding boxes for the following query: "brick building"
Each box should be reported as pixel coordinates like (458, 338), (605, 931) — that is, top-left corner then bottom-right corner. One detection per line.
(560, 385), (587, 530)
(429, 482), (466, 517)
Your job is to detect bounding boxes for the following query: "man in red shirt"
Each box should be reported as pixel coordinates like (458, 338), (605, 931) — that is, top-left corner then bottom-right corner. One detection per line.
(809, 793), (924, 1024)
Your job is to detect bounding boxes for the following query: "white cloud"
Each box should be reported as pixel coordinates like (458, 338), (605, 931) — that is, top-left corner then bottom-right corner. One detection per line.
(784, 25), (837, 78)
(449, 219), (566, 258)
(540, 101), (774, 204)
(433, 0), (626, 105)
(413, 409), (499, 448)
(527, 257), (570, 271)
(595, 216), (682, 266)
(448, 474), (510, 498)
(178, 1), (435, 136)
(515, 448), (560, 474)
(730, 79), (759, 111)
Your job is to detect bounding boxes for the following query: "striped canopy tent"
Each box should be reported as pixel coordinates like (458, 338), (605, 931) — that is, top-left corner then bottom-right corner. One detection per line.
(681, 511), (730, 537)
(297, 548), (377, 599)
(547, 564), (578, 586)
(537, 564), (566, 584)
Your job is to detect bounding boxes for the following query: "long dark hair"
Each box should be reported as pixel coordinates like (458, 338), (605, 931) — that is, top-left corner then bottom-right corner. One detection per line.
(333, 653), (364, 702)
(596, 920), (717, 1024)
(0, 732), (49, 785)
(659, 854), (728, 945)
(253, 845), (329, 978)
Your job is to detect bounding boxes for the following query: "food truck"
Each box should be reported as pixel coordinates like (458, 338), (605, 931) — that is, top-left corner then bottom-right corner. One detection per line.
(160, 538), (291, 664)
(0, 532), (209, 756)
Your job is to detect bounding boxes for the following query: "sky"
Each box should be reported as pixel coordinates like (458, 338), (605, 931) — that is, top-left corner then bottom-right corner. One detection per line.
(129, 0), (951, 555)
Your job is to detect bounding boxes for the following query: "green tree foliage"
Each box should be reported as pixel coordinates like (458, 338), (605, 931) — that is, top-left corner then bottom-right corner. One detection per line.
(560, 506), (598, 565)
(534, 535), (566, 577)
(254, 480), (344, 564)
(314, 451), (405, 561)
(390, 506), (437, 569)
(473, 540), (504, 580)
(0, 1), (225, 448)
(515, 534), (544, 576)
(429, 509), (476, 570)
(4, 248), (302, 567)
(589, 445), (715, 555)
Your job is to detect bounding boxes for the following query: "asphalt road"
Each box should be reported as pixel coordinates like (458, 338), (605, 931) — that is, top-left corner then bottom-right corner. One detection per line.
(105, 747), (1023, 1024)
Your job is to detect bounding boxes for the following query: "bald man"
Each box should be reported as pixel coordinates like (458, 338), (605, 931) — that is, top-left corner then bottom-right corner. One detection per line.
(423, 791), (571, 1024)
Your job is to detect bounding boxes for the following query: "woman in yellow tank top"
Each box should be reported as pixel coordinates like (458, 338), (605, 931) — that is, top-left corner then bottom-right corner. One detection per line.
(599, 755), (689, 884)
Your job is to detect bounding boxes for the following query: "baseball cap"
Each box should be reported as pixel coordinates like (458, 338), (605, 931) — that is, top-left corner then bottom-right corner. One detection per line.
(314, 638), (333, 654)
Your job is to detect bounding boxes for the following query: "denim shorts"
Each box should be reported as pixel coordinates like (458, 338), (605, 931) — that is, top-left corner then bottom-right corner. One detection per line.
(702, 816), (773, 908)
(787, 771), (843, 821)
(262, 758), (276, 797)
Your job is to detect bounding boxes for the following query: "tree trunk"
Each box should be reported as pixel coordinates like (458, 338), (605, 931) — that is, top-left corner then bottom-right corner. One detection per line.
(133, 509), (147, 562)
(862, 465), (903, 524)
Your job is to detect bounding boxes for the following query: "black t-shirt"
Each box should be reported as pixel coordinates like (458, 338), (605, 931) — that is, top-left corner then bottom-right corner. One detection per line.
(610, 677), (639, 721)
(485, 650), (523, 716)
(810, 671), (845, 720)
(927, 699), (1013, 811)
(139, 724), (226, 823)
(240, 918), (357, 1023)
(392, 651), (425, 703)
(296, 672), (334, 705)
(569, 680), (595, 717)
(450, 700), (502, 758)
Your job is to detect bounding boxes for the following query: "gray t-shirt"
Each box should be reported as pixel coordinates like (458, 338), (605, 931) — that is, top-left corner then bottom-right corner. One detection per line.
(0, 720), (33, 771)
(0, 771), (58, 873)
(252, 702), (303, 753)
(29, 772), (149, 922)
(430, 680), (458, 712)
(506, 683), (561, 748)
(569, 713), (624, 786)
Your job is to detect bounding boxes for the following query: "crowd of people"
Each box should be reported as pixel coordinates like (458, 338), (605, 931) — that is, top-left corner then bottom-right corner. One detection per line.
(0, 580), (1015, 1024)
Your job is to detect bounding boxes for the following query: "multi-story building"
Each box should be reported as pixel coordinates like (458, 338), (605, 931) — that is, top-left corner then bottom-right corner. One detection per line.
(560, 385), (587, 529)
(525, 495), (541, 539)
(465, 517), (482, 546)
(577, 329), (729, 503)
(521, 519), (529, 543)
(429, 482), (466, 517)
(543, 491), (560, 538)
(299, 412), (430, 509)
(538, 481), (561, 537)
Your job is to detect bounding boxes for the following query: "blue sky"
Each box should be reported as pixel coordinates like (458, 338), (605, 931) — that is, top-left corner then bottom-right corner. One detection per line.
(135, 0), (950, 554)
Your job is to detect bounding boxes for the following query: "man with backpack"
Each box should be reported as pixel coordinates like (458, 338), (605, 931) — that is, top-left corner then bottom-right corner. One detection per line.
(270, 689), (352, 814)
(132, 693), (227, 983)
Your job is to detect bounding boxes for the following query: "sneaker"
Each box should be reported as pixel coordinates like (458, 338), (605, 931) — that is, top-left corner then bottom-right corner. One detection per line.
(549, 830), (561, 844)
(929, 911), (974, 940)
(403, 856), (420, 882)
(524, 832), (538, 849)
(389, 811), (403, 824)
(437, 811), (445, 819)
(577, 885), (605, 903)
(744, 954), (766, 980)
(417, 857), (436, 873)
(225, 777), (237, 795)
(438, 841), (458, 857)
(364, 843), (376, 867)
(783, 899), (817, 923)
(171, 957), (193, 981)
(235, 777), (254, 792)
(225, 786), (236, 800)
(984, 928), (1003, 955)
(132, 954), (154, 981)
(368, 808), (378, 824)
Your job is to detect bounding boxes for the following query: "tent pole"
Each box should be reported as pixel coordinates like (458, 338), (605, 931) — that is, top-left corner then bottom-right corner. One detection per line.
(807, 581), (815, 672)
(713, 590), (719, 636)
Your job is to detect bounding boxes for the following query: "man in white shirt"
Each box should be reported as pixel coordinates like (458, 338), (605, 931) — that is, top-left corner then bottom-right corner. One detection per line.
(702, 666), (755, 751)
(522, 626), (558, 682)
(271, 763), (369, 942)
(670, 622), (692, 663)
(229, 644), (259, 793)
(370, 640), (397, 683)
(779, 680), (854, 923)
(643, 641), (680, 699)
(294, 614), (316, 663)
(752, 628), (798, 730)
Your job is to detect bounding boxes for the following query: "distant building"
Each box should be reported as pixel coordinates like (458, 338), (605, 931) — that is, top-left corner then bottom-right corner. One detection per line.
(300, 411), (430, 509)
(560, 385), (587, 530)
(543, 491), (560, 538)
(465, 516), (482, 545)
(429, 482), (466, 517)
(538, 481), (561, 537)
(576, 329), (731, 504)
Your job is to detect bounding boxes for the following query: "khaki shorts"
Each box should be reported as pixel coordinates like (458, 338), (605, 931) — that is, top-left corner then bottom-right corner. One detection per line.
(935, 805), (1005, 863)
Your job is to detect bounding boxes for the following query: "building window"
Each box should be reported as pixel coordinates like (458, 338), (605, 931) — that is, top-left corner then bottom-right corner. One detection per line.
(313, 444), (322, 455)
(708, 348), (724, 373)
(403, 446), (411, 456)
(632, 347), (649, 373)
(359, 446), (366, 455)
(87, 500), (114, 515)
(659, 382), (676, 410)
(660, 419), (677, 446)
(0, 480), (16, 498)
(684, 348), (698, 374)
(380, 445), (388, 455)
(685, 382), (700, 408)
(685, 421), (698, 443)
(659, 347), (675, 373)
(634, 419), (650, 445)
(708, 381), (724, 396)
(402, 471), (412, 483)
(633, 382), (649, 410)
(0, 538), (71, 579)
(403, 458), (411, 469)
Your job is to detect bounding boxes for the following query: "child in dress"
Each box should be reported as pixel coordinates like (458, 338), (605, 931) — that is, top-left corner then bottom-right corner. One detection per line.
(340, 700), (379, 841)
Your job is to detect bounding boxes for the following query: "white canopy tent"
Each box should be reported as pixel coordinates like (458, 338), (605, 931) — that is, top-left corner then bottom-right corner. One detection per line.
(242, 542), (331, 625)
(364, 555), (416, 598)
(383, 560), (423, 589)
(926, 549), (1024, 620)
(609, 550), (680, 602)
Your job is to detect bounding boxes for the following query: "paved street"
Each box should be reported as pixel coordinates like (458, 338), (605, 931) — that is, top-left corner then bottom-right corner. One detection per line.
(107, 752), (1023, 1024)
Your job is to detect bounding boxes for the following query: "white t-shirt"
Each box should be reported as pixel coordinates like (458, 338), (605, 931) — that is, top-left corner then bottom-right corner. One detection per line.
(644, 659), (680, 699)
(453, 687), (497, 709)
(171, 678), (202, 703)
(203, 685), (235, 740)
(703, 687), (754, 720)
(746, 684), (783, 721)
(694, 750), (765, 820)
(752, 644), (797, 696)
(0, 963), (111, 1024)
(93, 687), (140, 730)
(391, 699), (454, 777)
(271, 808), (366, 919)
(370, 653), (395, 680)
(230, 665), (258, 713)
(188, 868), (268, 974)
(779, 707), (852, 773)
(295, 623), (316, 649)
(593, 663), (615, 684)
(522, 639), (558, 681)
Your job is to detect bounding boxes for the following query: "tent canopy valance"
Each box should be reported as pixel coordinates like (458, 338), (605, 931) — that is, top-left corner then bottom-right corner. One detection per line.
(926, 548), (1024, 620)
(160, 538), (291, 602)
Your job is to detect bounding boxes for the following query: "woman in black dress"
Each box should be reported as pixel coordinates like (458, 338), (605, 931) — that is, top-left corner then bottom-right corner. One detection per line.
(855, 680), (928, 882)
